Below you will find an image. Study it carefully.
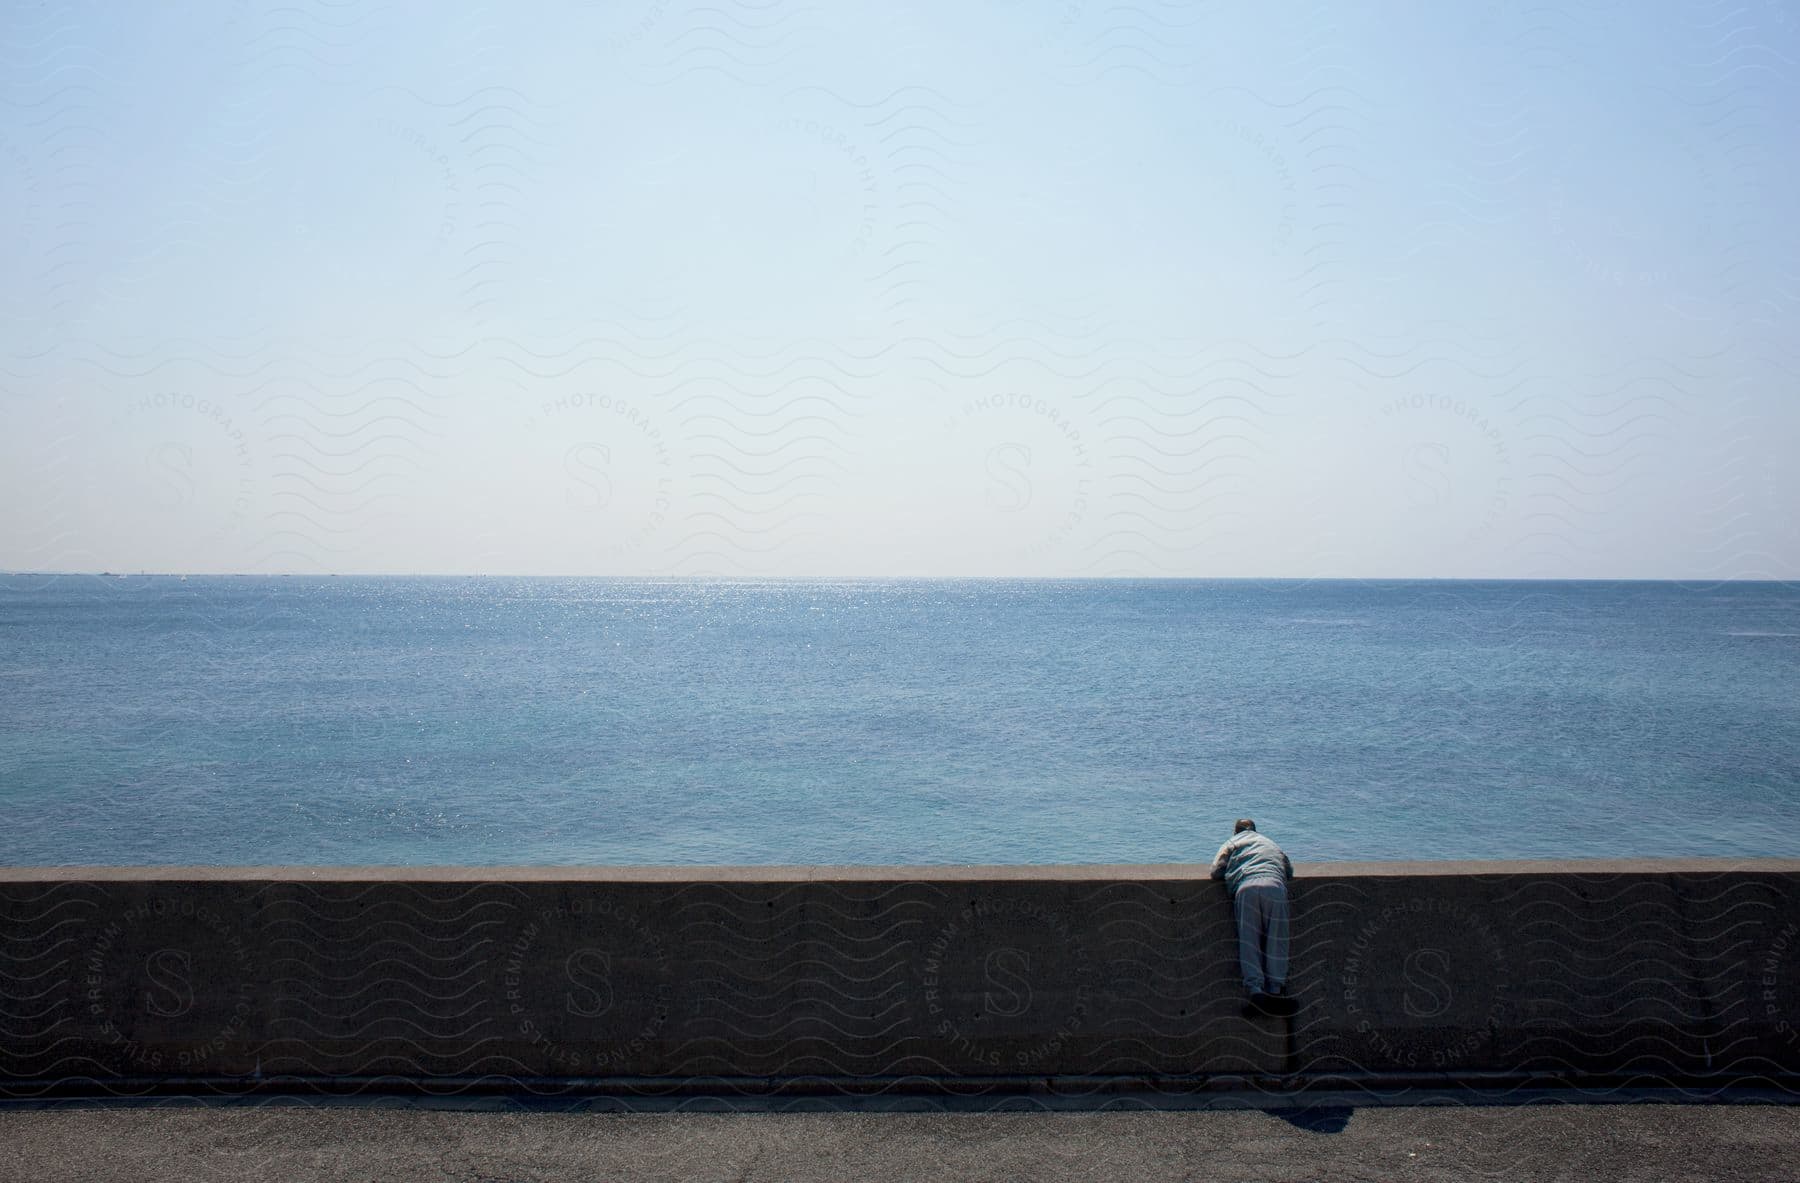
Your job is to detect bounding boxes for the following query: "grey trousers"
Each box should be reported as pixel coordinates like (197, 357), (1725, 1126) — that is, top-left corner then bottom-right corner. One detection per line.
(1234, 878), (1289, 994)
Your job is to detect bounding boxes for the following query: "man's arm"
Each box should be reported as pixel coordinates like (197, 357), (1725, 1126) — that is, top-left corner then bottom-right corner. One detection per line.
(1209, 841), (1232, 880)
(1282, 849), (1294, 880)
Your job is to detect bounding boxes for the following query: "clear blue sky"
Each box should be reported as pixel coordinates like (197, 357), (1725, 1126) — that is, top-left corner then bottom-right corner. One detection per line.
(1, 1), (1795, 577)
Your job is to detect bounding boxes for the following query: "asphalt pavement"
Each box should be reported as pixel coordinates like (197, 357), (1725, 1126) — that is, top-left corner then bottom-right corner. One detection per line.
(4, 1095), (1798, 1182)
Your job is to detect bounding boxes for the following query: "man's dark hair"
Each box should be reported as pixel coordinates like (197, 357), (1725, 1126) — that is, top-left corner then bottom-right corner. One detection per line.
(1235, 818), (1256, 833)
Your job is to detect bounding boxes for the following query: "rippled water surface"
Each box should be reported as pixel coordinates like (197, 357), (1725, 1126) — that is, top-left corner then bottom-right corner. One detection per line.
(2, 576), (1797, 864)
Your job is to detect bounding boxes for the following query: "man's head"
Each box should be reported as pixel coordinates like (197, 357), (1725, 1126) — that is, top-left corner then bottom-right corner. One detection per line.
(1234, 818), (1256, 834)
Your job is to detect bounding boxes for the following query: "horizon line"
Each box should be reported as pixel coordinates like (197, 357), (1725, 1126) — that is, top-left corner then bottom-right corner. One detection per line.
(3, 570), (1797, 586)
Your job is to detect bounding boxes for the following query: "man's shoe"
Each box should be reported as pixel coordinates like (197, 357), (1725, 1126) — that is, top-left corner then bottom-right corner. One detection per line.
(1243, 990), (1297, 1017)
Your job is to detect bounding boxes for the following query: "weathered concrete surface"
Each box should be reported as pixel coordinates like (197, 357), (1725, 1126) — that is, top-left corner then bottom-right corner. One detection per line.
(1, 862), (1796, 1092)
(5, 1101), (1800, 1182)
(1284, 869), (1800, 1080)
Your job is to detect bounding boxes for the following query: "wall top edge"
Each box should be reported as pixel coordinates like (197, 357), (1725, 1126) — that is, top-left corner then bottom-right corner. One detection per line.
(3, 858), (1799, 883)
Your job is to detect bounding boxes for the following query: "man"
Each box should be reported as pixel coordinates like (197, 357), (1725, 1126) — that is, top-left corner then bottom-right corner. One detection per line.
(1210, 818), (1295, 1015)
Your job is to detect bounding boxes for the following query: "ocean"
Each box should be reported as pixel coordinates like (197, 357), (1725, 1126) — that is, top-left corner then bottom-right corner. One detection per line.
(1, 576), (1796, 866)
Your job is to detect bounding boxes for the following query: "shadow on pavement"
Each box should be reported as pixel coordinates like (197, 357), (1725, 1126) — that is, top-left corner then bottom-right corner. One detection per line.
(1271, 1104), (1353, 1133)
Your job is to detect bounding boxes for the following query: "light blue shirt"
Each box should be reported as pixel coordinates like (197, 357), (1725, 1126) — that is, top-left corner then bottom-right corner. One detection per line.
(1209, 831), (1293, 893)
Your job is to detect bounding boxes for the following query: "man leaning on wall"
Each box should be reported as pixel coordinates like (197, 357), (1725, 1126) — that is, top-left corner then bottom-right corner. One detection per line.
(1210, 818), (1297, 1016)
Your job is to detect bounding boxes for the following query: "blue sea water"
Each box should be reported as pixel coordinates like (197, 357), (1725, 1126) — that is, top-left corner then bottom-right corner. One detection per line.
(1, 576), (1796, 866)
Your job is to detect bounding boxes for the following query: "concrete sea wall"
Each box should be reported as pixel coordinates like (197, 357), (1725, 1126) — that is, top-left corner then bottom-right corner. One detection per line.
(2, 861), (1797, 1093)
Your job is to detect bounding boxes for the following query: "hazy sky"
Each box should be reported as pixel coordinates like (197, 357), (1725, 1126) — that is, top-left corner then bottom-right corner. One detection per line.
(2, 1), (1795, 577)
